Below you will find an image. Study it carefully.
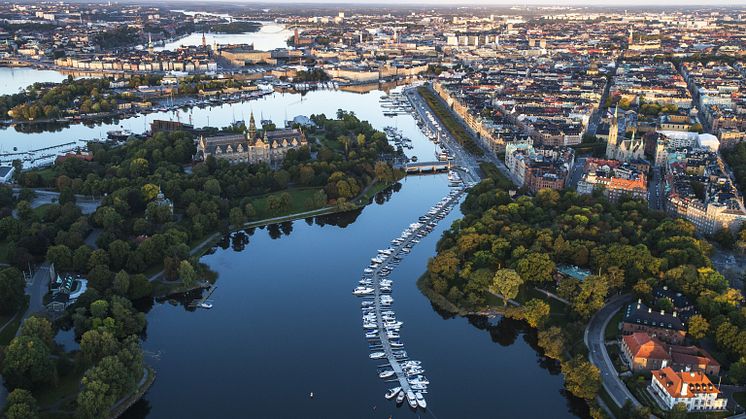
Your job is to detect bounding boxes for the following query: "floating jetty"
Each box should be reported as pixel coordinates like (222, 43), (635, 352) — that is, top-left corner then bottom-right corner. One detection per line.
(353, 185), (467, 410)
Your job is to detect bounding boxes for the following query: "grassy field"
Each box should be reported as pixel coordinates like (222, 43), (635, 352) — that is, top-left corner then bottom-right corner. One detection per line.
(417, 86), (484, 157)
(249, 187), (325, 219)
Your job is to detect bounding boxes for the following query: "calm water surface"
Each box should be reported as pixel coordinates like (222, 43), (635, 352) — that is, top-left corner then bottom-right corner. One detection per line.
(0, 67), (68, 96)
(156, 21), (292, 52)
(2, 77), (591, 418)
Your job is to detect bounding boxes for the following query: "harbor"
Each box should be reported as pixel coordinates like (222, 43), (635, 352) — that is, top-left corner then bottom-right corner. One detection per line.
(354, 175), (467, 410)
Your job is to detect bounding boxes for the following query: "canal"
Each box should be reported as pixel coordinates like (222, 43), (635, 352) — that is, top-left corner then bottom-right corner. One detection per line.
(0, 66), (588, 417)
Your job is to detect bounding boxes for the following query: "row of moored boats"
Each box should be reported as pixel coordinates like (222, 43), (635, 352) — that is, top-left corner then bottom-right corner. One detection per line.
(353, 186), (467, 411)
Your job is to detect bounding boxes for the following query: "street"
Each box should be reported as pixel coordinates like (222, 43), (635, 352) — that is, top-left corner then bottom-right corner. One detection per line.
(584, 294), (640, 408)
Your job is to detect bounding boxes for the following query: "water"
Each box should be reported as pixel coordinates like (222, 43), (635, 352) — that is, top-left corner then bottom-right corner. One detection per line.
(0, 88), (439, 160)
(0, 82), (587, 417)
(156, 21), (293, 52)
(0, 67), (68, 96)
(124, 174), (585, 419)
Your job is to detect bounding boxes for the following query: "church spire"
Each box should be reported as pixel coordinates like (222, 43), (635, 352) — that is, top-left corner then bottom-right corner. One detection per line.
(248, 111), (257, 139)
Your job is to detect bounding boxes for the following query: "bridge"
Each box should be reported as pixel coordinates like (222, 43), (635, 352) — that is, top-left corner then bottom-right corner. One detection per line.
(404, 161), (451, 174)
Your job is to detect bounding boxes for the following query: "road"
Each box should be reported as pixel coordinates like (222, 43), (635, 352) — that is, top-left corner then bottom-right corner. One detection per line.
(584, 293), (640, 408)
(17, 262), (51, 330)
(647, 167), (665, 211)
(567, 157), (587, 189)
(12, 188), (101, 215)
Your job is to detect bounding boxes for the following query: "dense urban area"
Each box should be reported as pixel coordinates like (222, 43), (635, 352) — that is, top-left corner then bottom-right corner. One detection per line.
(0, 1), (745, 418)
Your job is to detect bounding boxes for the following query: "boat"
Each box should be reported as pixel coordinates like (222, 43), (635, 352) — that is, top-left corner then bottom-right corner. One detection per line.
(199, 302), (213, 309)
(369, 352), (385, 359)
(379, 370), (395, 379)
(415, 392), (427, 408)
(396, 390), (406, 404)
(385, 387), (401, 400)
(407, 391), (418, 408)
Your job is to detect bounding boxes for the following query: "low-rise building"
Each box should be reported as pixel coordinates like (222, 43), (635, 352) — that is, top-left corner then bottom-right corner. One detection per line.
(650, 367), (726, 412)
(622, 300), (686, 344)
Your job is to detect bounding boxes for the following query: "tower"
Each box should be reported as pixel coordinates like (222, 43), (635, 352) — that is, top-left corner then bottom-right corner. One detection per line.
(202, 32), (207, 48)
(248, 111), (257, 140)
(606, 106), (620, 160)
(147, 33), (154, 54)
(628, 28), (634, 45)
(294, 28), (299, 46)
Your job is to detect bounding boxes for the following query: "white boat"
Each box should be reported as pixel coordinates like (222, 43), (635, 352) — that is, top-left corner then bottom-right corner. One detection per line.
(199, 302), (213, 309)
(369, 352), (385, 359)
(385, 387), (401, 400)
(407, 391), (418, 408)
(379, 370), (396, 379)
(396, 390), (406, 404)
(415, 392), (427, 408)
(353, 287), (374, 296)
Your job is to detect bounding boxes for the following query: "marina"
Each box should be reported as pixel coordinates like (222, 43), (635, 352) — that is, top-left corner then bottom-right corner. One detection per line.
(354, 178), (466, 410)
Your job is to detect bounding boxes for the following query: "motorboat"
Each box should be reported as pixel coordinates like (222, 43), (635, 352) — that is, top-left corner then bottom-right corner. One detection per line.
(396, 390), (406, 404)
(409, 375), (429, 385)
(379, 370), (395, 379)
(369, 352), (385, 359)
(385, 387), (401, 400)
(415, 392), (427, 408)
(365, 332), (379, 339)
(353, 287), (374, 296)
(407, 391), (418, 408)
(199, 302), (213, 309)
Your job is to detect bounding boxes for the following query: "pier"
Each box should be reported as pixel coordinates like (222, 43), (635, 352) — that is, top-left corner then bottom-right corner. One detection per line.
(188, 283), (217, 309)
(356, 183), (467, 409)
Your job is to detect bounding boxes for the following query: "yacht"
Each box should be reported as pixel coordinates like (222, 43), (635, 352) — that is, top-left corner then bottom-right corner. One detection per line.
(379, 370), (395, 379)
(365, 332), (379, 339)
(407, 391), (418, 408)
(385, 387), (401, 400)
(396, 390), (406, 404)
(369, 352), (385, 359)
(353, 287), (374, 296)
(415, 392), (427, 408)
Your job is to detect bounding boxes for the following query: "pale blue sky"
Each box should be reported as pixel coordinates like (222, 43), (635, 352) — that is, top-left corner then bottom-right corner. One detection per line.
(211, 0), (745, 5)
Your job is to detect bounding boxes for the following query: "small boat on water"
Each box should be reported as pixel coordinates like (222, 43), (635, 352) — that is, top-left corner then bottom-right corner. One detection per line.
(407, 391), (418, 408)
(396, 390), (406, 404)
(384, 387), (401, 400)
(369, 352), (386, 359)
(415, 392), (427, 408)
(199, 302), (213, 309)
(379, 370), (395, 379)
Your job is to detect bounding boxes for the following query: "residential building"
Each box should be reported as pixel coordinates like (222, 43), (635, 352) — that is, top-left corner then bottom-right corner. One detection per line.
(650, 367), (725, 412)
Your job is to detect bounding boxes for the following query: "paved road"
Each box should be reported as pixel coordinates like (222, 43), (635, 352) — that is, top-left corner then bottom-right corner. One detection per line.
(12, 188), (101, 215)
(567, 157), (587, 189)
(584, 293), (640, 408)
(17, 262), (51, 329)
(647, 167), (665, 211)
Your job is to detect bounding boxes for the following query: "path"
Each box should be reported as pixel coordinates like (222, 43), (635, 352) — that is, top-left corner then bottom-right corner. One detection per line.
(584, 294), (639, 408)
(17, 262), (51, 328)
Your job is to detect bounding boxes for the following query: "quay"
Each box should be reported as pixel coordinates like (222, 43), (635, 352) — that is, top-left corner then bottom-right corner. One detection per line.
(356, 182), (467, 410)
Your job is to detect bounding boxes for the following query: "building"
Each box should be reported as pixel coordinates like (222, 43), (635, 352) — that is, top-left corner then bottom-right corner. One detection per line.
(196, 113), (307, 166)
(504, 140), (574, 192)
(650, 367), (725, 412)
(622, 300), (686, 344)
(576, 158), (648, 202)
(0, 165), (14, 183)
(606, 107), (645, 162)
(621, 332), (671, 372)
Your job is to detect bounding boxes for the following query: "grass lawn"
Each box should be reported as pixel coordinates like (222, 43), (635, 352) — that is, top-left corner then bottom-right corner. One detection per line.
(249, 187), (324, 219)
(605, 308), (623, 341)
(33, 203), (56, 219)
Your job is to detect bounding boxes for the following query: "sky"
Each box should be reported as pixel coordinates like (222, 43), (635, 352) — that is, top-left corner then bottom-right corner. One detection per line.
(182, 0), (746, 5)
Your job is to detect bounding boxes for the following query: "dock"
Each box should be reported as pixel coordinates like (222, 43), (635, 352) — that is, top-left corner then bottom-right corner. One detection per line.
(357, 184), (467, 409)
(188, 282), (217, 308)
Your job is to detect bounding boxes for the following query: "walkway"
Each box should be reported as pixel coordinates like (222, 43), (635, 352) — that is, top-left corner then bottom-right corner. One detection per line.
(361, 185), (467, 408)
(18, 262), (51, 328)
(584, 294), (640, 408)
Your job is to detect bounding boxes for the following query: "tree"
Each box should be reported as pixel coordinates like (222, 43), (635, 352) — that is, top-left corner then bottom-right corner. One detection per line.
(518, 299), (550, 328)
(80, 329), (119, 366)
(229, 207), (245, 227)
(572, 275), (608, 319)
(489, 268), (523, 306)
(5, 389), (39, 419)
(561, 355), (600, 400)
(179, 260), (197, 288)
(0, 268), (26, 315)
(687, 314), (709, 340)
(112, 270), (130, 296)
(47, 245), (73, 272)
(516, 252), (555, 283)
(90, 300), (109, 319)
(2, 335), (55, 390)
(19, 316), (54, 349)
(203, 178), (221, 196)
(537, 326), (565, 360)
